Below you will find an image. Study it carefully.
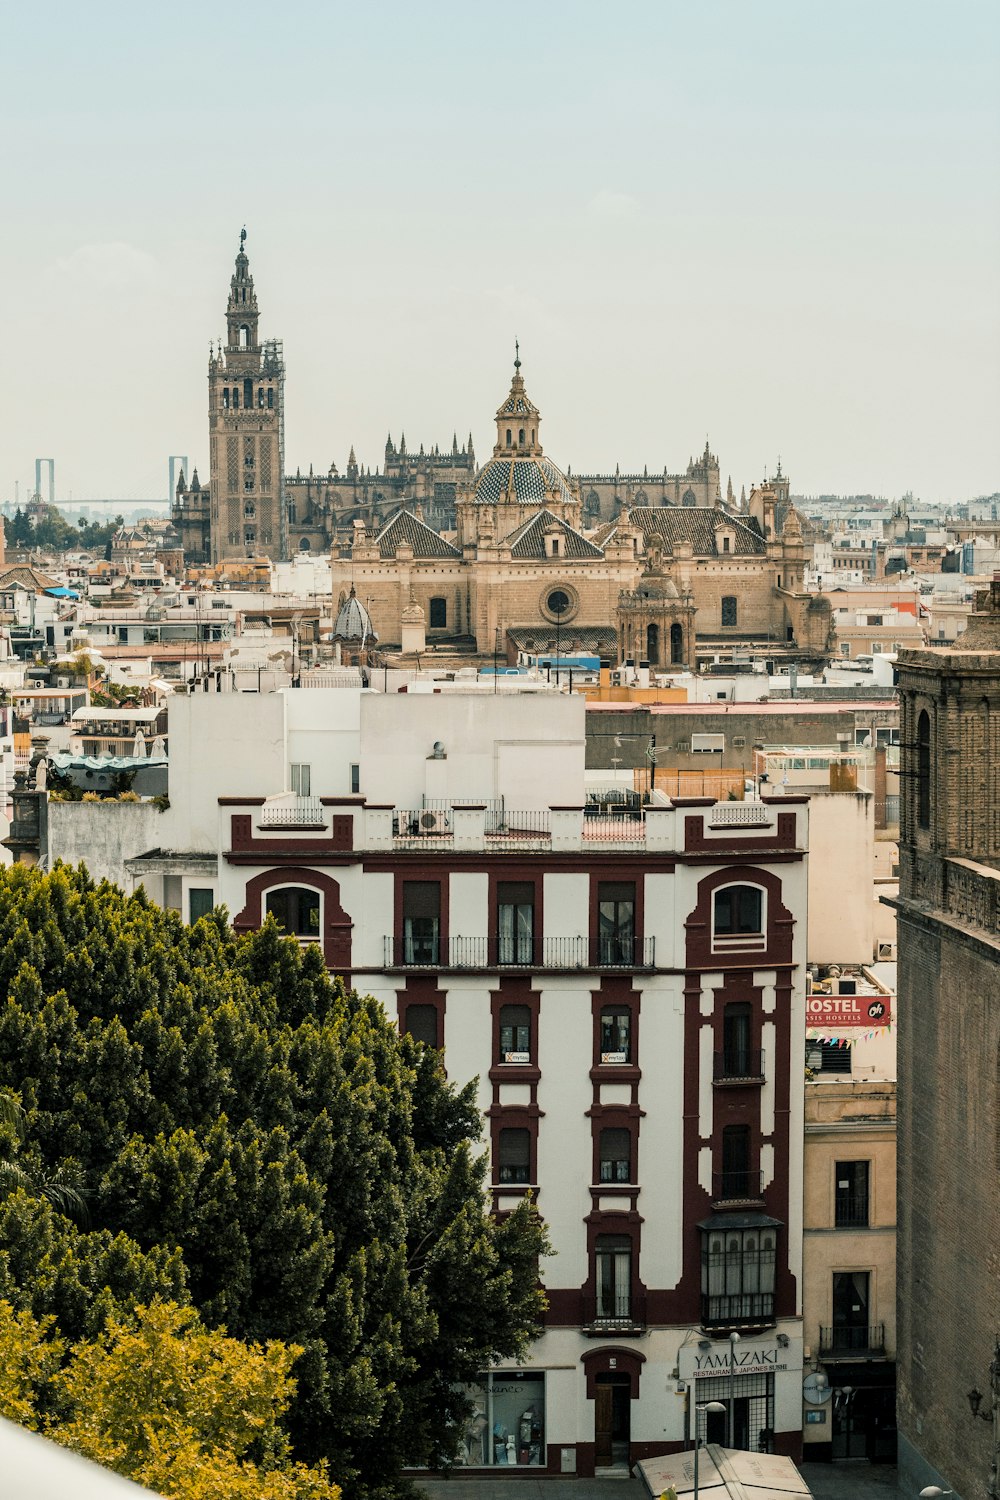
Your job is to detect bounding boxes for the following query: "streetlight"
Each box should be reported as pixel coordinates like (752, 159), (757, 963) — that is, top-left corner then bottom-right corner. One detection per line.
(694, 1400), (727, 1500)
(728, 1331), (741, 1449)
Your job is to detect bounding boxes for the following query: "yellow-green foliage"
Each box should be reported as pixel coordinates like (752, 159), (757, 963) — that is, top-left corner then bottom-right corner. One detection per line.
(0, 1298), (340, 1500)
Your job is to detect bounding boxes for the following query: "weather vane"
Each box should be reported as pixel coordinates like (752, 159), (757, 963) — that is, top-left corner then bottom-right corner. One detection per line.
(240, 225), (247, 250)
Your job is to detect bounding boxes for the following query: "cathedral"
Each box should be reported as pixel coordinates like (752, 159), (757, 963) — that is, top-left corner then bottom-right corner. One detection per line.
(173, 236), (832, 669)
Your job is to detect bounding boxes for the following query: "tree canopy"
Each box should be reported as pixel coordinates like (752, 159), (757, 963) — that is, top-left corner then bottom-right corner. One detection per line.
(0, 1297), (341, 1500)
(0, 864), (548, 1498)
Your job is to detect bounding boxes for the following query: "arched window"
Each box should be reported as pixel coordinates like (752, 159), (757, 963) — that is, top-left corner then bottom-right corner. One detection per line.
(917, 709), (931, 829)
(243, 501), (256, 519)
(265, 886), (320, 938)
(506, 428), (512, 446)
(267, 388), (274, 409)
(232, 387), (240, 409)
(518, 427), (525, 446)
(299, 537), (311, 551)
(239, 324), (250, 349)
(646, 622), (659, 664)
(670, 622), (684, 663)
(429, 597), (447, 629)
(257, 386), (265, 407)
(243, 377), (253, 409)
(713, 885), (764, 949)
(222, 388), (230, 410)
(532, 428), (536, 444)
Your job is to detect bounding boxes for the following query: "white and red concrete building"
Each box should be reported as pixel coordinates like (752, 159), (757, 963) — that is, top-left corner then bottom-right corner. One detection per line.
(104, 687), (809, 1473)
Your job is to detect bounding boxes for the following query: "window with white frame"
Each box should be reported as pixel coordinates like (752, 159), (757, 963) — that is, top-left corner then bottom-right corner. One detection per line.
(290, 762), (311, 796)
(712, 884), (765, 951)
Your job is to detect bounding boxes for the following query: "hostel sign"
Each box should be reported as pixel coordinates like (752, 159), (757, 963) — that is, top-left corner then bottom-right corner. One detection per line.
(806, 993), (889, 1028)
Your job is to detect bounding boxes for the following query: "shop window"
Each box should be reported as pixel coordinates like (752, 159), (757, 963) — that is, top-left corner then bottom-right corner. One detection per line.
(454, 1372), (545, 1467)
(721, 596), (738, 627)
(700, 1223), (777, 1329)
(595, 1234), (632, 1322)
(290, 762), (311, 796)
(835, 1160), (869, 1228)
(497, 1127), (531, 1184)
(429, 596), (447, 628)
(403, 1004), (439, 1048)
(599, 1127), (632, 1183)
(265, 886), (320, 938)
(713, 885), (764, 948)
(497, 881), (534, 965)
(498, 1004), (531, 1063)
(188, 888), (214, 923)
(403, 881), (440, 965)
(600, 1006), (631, 1063)
(598, 881), (635, 965)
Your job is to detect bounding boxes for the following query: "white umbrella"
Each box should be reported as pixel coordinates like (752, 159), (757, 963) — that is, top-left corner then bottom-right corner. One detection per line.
(133, 729), (147, 759)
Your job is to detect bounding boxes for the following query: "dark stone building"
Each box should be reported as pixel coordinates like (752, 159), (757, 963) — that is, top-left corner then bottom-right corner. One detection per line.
(892, 581), (1000, 1500)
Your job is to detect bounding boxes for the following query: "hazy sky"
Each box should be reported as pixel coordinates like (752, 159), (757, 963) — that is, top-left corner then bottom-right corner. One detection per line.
(3, 0), (999, 506)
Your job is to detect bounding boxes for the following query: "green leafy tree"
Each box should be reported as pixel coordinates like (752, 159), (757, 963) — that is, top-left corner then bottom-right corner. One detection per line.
(0, 865), (549, 1498)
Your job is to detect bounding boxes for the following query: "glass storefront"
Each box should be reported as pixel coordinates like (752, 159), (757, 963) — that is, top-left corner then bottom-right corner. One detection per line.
(455, 1371), (546, 1467)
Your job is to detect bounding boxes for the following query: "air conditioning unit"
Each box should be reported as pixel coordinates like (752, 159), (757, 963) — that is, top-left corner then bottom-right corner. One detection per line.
(418, 810), (450, 834)
(876, 941), (897, 961)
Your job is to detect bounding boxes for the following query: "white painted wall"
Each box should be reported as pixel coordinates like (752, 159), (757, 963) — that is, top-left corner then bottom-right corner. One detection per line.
(160, 693), (287, 851)
(360, 693), (585, 809)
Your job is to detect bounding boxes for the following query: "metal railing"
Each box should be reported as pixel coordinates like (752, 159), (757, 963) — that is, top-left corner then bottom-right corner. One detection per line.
(712, 1170), (765, 1204)
(819, 1323), (885, 1356)
(259, 798), (326, 827)
(713, 1049), (765, 1083)
(383, 934), (656, 970)
(833, 1196), (870, 1229)
(701, 1294), (776, 1330)
(583, 1291), (646, 1331)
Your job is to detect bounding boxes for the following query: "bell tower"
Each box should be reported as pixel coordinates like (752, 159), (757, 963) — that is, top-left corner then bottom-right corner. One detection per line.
(208, 231), (287, 564)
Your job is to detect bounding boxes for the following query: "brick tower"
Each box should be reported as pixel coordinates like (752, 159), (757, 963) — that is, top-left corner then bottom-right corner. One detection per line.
(208, 231), (286, 563)
(893, 578), (1000, 1499)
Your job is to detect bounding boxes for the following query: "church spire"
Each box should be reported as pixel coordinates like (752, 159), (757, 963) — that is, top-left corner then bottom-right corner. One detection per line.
(226, 228), (259, 352)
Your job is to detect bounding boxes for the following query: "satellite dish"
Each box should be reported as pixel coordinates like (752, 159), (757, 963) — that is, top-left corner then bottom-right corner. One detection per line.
(803, 1372), (831, 1405)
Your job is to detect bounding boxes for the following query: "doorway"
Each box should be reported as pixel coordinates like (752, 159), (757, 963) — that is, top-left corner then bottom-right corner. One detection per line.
(594, 1374), (631, 1469)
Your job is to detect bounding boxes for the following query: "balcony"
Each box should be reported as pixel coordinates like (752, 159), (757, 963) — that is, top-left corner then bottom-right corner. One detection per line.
(833, 1196), (870, 1229)
(382, 934), (656, 971)
(711, 1170), (765, 1207)
(713, 1049), (765, 1085)
(819, 1323), (886, 1358)
(701, 1294), (776, 1333)
(259, 797), (326, 828)
(582, 1291), (646, 1336)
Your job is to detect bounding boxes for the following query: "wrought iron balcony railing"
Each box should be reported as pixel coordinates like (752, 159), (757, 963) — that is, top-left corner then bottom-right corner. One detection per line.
(382, 934), (656, 970)
(711, 1169), (765, 1205)
(713, 1049), (765, 1084)
(819, 1322), (886, 1357)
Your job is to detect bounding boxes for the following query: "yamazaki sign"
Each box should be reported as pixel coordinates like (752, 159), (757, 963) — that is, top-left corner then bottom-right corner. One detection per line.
(806, 993), (890, 1027)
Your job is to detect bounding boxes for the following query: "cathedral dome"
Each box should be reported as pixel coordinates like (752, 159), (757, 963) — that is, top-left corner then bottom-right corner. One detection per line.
(334, 587), (377, 642)
(471, 350), (575, 507)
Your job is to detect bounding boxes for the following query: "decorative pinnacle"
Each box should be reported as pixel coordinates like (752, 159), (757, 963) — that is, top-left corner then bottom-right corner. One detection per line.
(514, 338), (521, 373)
(240, 226), (247, 251)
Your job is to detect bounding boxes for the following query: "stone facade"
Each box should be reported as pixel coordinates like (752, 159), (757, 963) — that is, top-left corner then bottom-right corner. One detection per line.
(893, 580), (1000, 1500)
(333, 361), (832, 664)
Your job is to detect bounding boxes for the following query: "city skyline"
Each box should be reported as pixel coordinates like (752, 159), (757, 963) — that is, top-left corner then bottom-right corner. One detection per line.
(3, 0), (999, 506)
